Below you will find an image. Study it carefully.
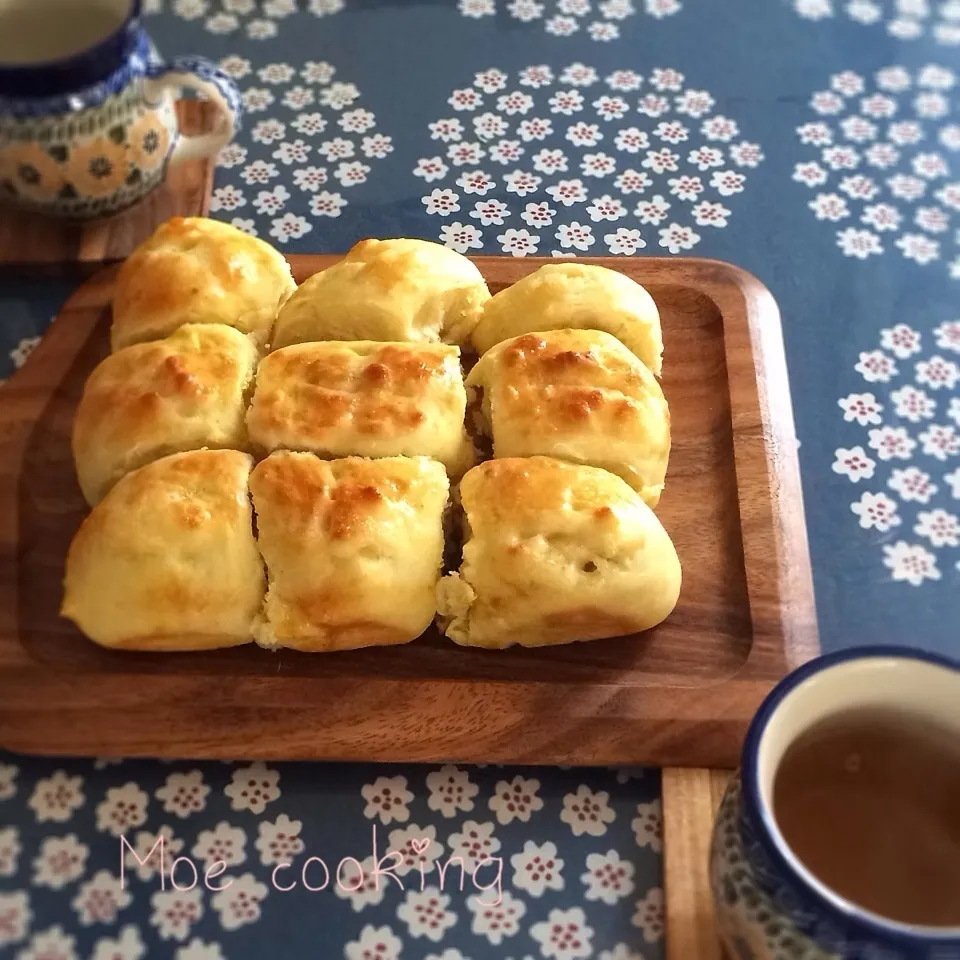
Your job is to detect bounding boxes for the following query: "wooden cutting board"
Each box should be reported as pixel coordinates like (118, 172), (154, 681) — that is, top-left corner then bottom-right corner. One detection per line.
(0, 255), (818, 766)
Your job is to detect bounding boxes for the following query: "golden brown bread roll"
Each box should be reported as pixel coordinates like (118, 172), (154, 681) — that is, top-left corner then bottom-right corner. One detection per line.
(270, 238), (489, 350)
(437, 457), (681, 649)
(72, 324), (259, 505)
(111, 217), (296, 352)
(61, 450), (264, 650)
(466, 329), (669, 505)
(250, 452), (449, 652)
(247, 341), (473, 477)
(471, 263), (663, 375)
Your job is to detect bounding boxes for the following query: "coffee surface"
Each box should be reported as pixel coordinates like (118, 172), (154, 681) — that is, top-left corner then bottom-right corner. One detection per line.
(0, 3), (125, 65)
(773, 708), (960, 928)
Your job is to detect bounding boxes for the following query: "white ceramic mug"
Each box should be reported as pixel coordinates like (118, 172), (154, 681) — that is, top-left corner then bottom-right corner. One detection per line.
(0, 0), (241, 219)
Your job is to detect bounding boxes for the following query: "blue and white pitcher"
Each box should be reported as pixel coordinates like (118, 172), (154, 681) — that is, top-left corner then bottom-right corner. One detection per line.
(0, 0), (241, 220)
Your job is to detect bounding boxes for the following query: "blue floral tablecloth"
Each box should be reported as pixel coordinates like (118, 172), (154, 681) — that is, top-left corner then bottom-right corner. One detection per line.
(2, 1), (959, 958)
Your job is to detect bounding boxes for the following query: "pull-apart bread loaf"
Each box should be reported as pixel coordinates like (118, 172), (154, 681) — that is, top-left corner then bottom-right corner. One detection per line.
(465, 329), (669, 506)
(247, 341), (473, 477)
(61, 450), (265, 650)
(111, 217), (296, 351)
(270, 238), (490, 350)
(250, 452), (449, 652)
(471, 263), (663, 375)
(437, 457), (681, 649)
(73, 324), (259, 505)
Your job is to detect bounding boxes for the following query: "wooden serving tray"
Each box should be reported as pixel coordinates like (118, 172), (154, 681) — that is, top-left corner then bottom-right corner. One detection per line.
(0, 255), (817, 767)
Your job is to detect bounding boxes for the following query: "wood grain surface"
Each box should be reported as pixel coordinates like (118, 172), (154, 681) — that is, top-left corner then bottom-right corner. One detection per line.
(0, 255), (818, 766)
(0, 100), (214, 266)
(663, 768), (732, 960)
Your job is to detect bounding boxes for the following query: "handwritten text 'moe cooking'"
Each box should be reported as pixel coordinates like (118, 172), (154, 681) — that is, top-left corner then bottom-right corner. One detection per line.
(120, 826), (504, 905)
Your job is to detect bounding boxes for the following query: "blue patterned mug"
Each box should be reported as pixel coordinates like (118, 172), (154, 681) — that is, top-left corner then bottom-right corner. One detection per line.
(710, 648), (960, 960)
(0, 0), (241, 220)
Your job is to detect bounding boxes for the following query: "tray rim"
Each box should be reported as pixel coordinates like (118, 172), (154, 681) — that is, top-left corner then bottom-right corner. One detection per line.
(0, 254), (818, 768)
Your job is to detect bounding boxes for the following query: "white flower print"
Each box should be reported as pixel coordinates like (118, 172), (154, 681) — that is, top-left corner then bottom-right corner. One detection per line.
(638, 94), (670, 118)
(241, 87), (274, 113)
(642, 148), (679, 175)
(33, 834), (88, 889)
(607, 69), (643, 91)
(397, 888), (457, 942)
(320, 82), (360, 110)
(0, 826), (19, 877)
(448, 142), (486, 167)
(915, 206), (950, 233)
(888, 174), (926, 200)
(915, 508), (960, 546)
(809, 192), (850, 221)
(241, 160), (278, 185)
(916, 355), (960, 390)
(839, 392), (884, 426)
(252, 186), (290, 216)
(319, 137), (355, 161)
(851, 491), (901, 531)
(729, 141), (764, 167)
(920, 424), (960, 460)
(430, 118), (464, 143)
(205, 11), (238, 32)
(246, 14), (277, 34)
(72, 871), (131, 925)
(489, 776), (544, 825)
(255, 814), (303, 867)
(210, 185), (247, 212)
(28, 771), (84, 823)
(950, 398), (960, 426)
(687, 146), (725, 171)
(560, 785), (615, 836)
(838, 227), (884, 258)
(333, 855), (388, 911)
(415, 157), (451, 183)
(631, 798), (663, 852)
(530, 907), (594, 959)
(586, 194), (628, 221)
(883, 541), (941, 584)
(335, 161), (371, 187)
(520, 65), (555, 88)
(945, 467), (960, 499)
(556, 221), (596, 250)
(881, 323), (922, 358)
(798, 122), (833, 147)
(546, 15), (579, 35)
(915, 92), (949, 119)
(257, 63), (294, 84)
(855, 349), (898, 382)
(794, 161), (830, 187)
(861, 202), (901, 231)
(449, 88), (484, 112)
(301, 60), (336, 84)
(832, 445), (877, 481)
(441, 221), (484, 253)
(363, 134), (393, 158)
(599, 947), (646, 960)
(447, 820), (501, 871)
(217, 143), (248, 168)
(581, 850), (636, 904)
(489, 140), (524, 164)
(467, 888), (526, 944)
(560, 63), (599, 87)
(155, 772), (208, 819)
(594, 96), (629, 120)
(614, 128), (649, 154)
(218, 55), (251, 80)
(546, 178), (589, 205)
(94, 784), (148, 838)
(889, 466), (938, 503)
(841, 116), (878, 143)
(340, 108), (376, 133)
(668, 175), (703, 201)
(509, 841), (566, 901)
(633, 887), (665, 943)
(272, 140), (312, 166)
(14, 926), (75, 960)
(224, 763), (280, 815)
(388, 824), (444, 877)
(423, 188), (461, 216)
(344, 926), (402, 960)
(457, 169), (497, 195)
(868, 425), (916, 461)
(822, 146), (861, 171)
(581, 152), (617, 177)
(890, 385), (935, 422)
(567, 121), (602, 148)
(91, 925), (145, 960)
(293, 166), (329, 192)
(659, 222), (701, 253)
(550, 90), (585, 115)
(518, 118), (554, 142)
(0, 890), (30, 948)
(251, 120), (286, 146)
(876, 66), (911, 92)
(498, 91), (535, 115)
(474, 68), (508, 93)
(896, 233), (940, 263)
(675, 89), (715, 118)
(635, 193), (671, 225)
(499, 228), (541, 256)
(173, 0), (207, 17)
(361, 775), (413, 824)
(521, 201), (557, 227)
(211, 873), (268, 931)
(865, 144), (900, 170)
(533, 149), (568, 174)
(701, 116), (739, 142)
(174, 939), (226, 960)
(124, 826), (182, 882)
(191, 822), (246, 868)
(310, 191), (347, 217)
